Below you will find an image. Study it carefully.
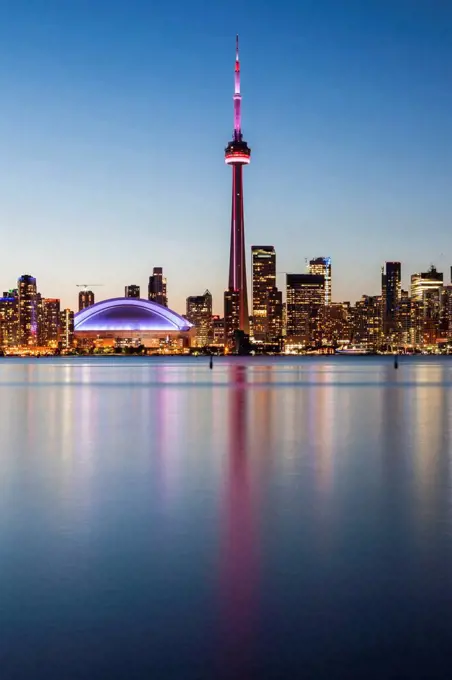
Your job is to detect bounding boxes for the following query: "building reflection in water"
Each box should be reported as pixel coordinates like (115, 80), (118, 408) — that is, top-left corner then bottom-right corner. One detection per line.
(379, 363), (450, 494)
(218, 364), (259, 677)
(150, 366), (172, 508)
(57, 363), (97, 524)
(310, 365), (335, 497)
(250, 365), (274, 463)
(411, 364), (448, 488)
(381, 364), (407, 472)
(409, 364), (451, 527)
(378, 362), (452, 565)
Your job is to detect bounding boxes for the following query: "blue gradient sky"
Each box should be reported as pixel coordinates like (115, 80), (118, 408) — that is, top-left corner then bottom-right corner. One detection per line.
(0, 0), (450, 313)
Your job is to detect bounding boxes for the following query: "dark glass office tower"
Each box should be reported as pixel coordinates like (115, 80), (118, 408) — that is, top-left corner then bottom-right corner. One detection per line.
(381, 261), (401, 337)
(125, 285), (140, 298)
(148, 268), (167, 307)
(18, 274), (38, 346)
(79, 290), (95, 312)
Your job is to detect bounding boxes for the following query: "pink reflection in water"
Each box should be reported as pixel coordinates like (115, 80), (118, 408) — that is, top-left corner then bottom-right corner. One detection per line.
(218, 364), (259, 677)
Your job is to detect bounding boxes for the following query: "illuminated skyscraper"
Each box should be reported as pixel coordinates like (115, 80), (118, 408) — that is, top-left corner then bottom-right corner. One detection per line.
(60, 309), (74, 349)
(224, 289), (240, 349)
(409, 267), (443, 346)
(411, 266), (443, 306)
(18, 274), (38, 346)
(350, 295), (382, 349)
(286, 274), (324, 344)
(224, 36), (251, 341)
(42, 299), (60, 347)
(148, 267), (167, 307)
(251, 246), (276, 341)
(79, 290), (95, 311)
(212, 316), (225, 347)
(440, 286), (452, 339)
(186, 290), (213, 347)
(0, 292), (18, 347)
(423, 288), (441, 344)
(316, 303), (350, 346)
(410, 299), (424, 346)
(267, 287), (283, 342)
(398, 290), (411, 346)
(309, 257), (332, 305)
(125, 285), (140, 298)
(36, 293), (44, 346)
(381, 262), (401, 337)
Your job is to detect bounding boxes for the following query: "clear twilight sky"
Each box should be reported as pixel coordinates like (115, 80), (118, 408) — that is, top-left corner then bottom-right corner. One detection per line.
(0, 0), (450, 314)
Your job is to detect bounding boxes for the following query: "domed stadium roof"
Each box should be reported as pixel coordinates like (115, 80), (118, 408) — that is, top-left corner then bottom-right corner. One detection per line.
(74, 298), (192, 332)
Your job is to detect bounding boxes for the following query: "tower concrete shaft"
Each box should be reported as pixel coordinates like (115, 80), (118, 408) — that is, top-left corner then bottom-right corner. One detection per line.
(225, 35), (251, 337)
(228, 164), (248, 329)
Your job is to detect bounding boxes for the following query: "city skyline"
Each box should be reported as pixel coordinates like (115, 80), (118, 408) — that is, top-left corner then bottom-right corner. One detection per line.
(2, 259), (452, 352)
(3, 254), (451, 318)
(0, 1), (450, 314)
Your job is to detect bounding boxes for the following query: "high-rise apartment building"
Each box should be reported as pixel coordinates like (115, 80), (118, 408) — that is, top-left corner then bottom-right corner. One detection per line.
(42, 299), (60, 347)
(18, 274), (38, 346)
(350, 296), (382, 349)
(79, 290), (95, 312)
(410, 267), (443, 346)
(37, 293), (44, 346)
(186, 290), (213, 347)
(60, 309), (74, 349)
(367, 296), (383, 348)
(0, 292), (18, 347)
(316, 303), (350, 346)
(381, 262), (401, 337)
(286, 274), (324, 344)
(398, 290), (411, 346)
(266, 287), (283, 342)
(410, 300), (424, 346)
(411, 266), (443, 306)
(148, 268), (167, 307)
(251, 246), (276, 341)
(212, 316), (225, 347)
(423, 288), (442, 344)
(224, 289), (240, 348)
(309, 257), (332, 305)
(440, 286), (452, 339)
(125, 285), (140, 298)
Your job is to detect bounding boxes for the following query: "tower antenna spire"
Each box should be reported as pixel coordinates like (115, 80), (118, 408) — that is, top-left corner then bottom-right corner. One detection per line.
(233, 34), (241, 136)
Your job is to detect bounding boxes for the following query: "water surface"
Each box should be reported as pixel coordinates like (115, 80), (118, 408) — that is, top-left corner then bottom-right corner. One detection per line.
(1, 356), (452, 679)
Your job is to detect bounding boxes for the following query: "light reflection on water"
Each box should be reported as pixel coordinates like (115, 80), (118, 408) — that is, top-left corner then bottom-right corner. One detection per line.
(1, 356), (452, 679)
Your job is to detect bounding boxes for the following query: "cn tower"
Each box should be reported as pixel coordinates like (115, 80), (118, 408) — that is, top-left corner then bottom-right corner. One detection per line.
(224, 35), (251, 340)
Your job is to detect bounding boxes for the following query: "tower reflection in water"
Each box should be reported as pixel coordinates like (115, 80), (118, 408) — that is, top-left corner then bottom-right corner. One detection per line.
(218, 364), (259, 677)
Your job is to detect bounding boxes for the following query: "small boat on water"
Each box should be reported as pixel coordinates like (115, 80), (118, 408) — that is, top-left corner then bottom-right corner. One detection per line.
(335, 346), (370, 355)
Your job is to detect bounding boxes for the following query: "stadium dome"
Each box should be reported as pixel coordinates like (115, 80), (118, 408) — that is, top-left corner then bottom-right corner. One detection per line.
(75, 297), (192, 333)
(74, 298), (194, 349)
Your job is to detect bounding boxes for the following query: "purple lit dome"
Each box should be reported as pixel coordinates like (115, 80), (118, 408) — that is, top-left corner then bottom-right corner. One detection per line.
(74, 298), (192, 332)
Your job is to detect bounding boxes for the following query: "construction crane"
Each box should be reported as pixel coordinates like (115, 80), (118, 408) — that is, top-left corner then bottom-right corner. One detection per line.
(76, 284), (104, 291)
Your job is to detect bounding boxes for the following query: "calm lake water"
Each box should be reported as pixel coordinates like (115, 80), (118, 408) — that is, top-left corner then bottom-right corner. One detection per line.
(1, 356), (452, 679)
